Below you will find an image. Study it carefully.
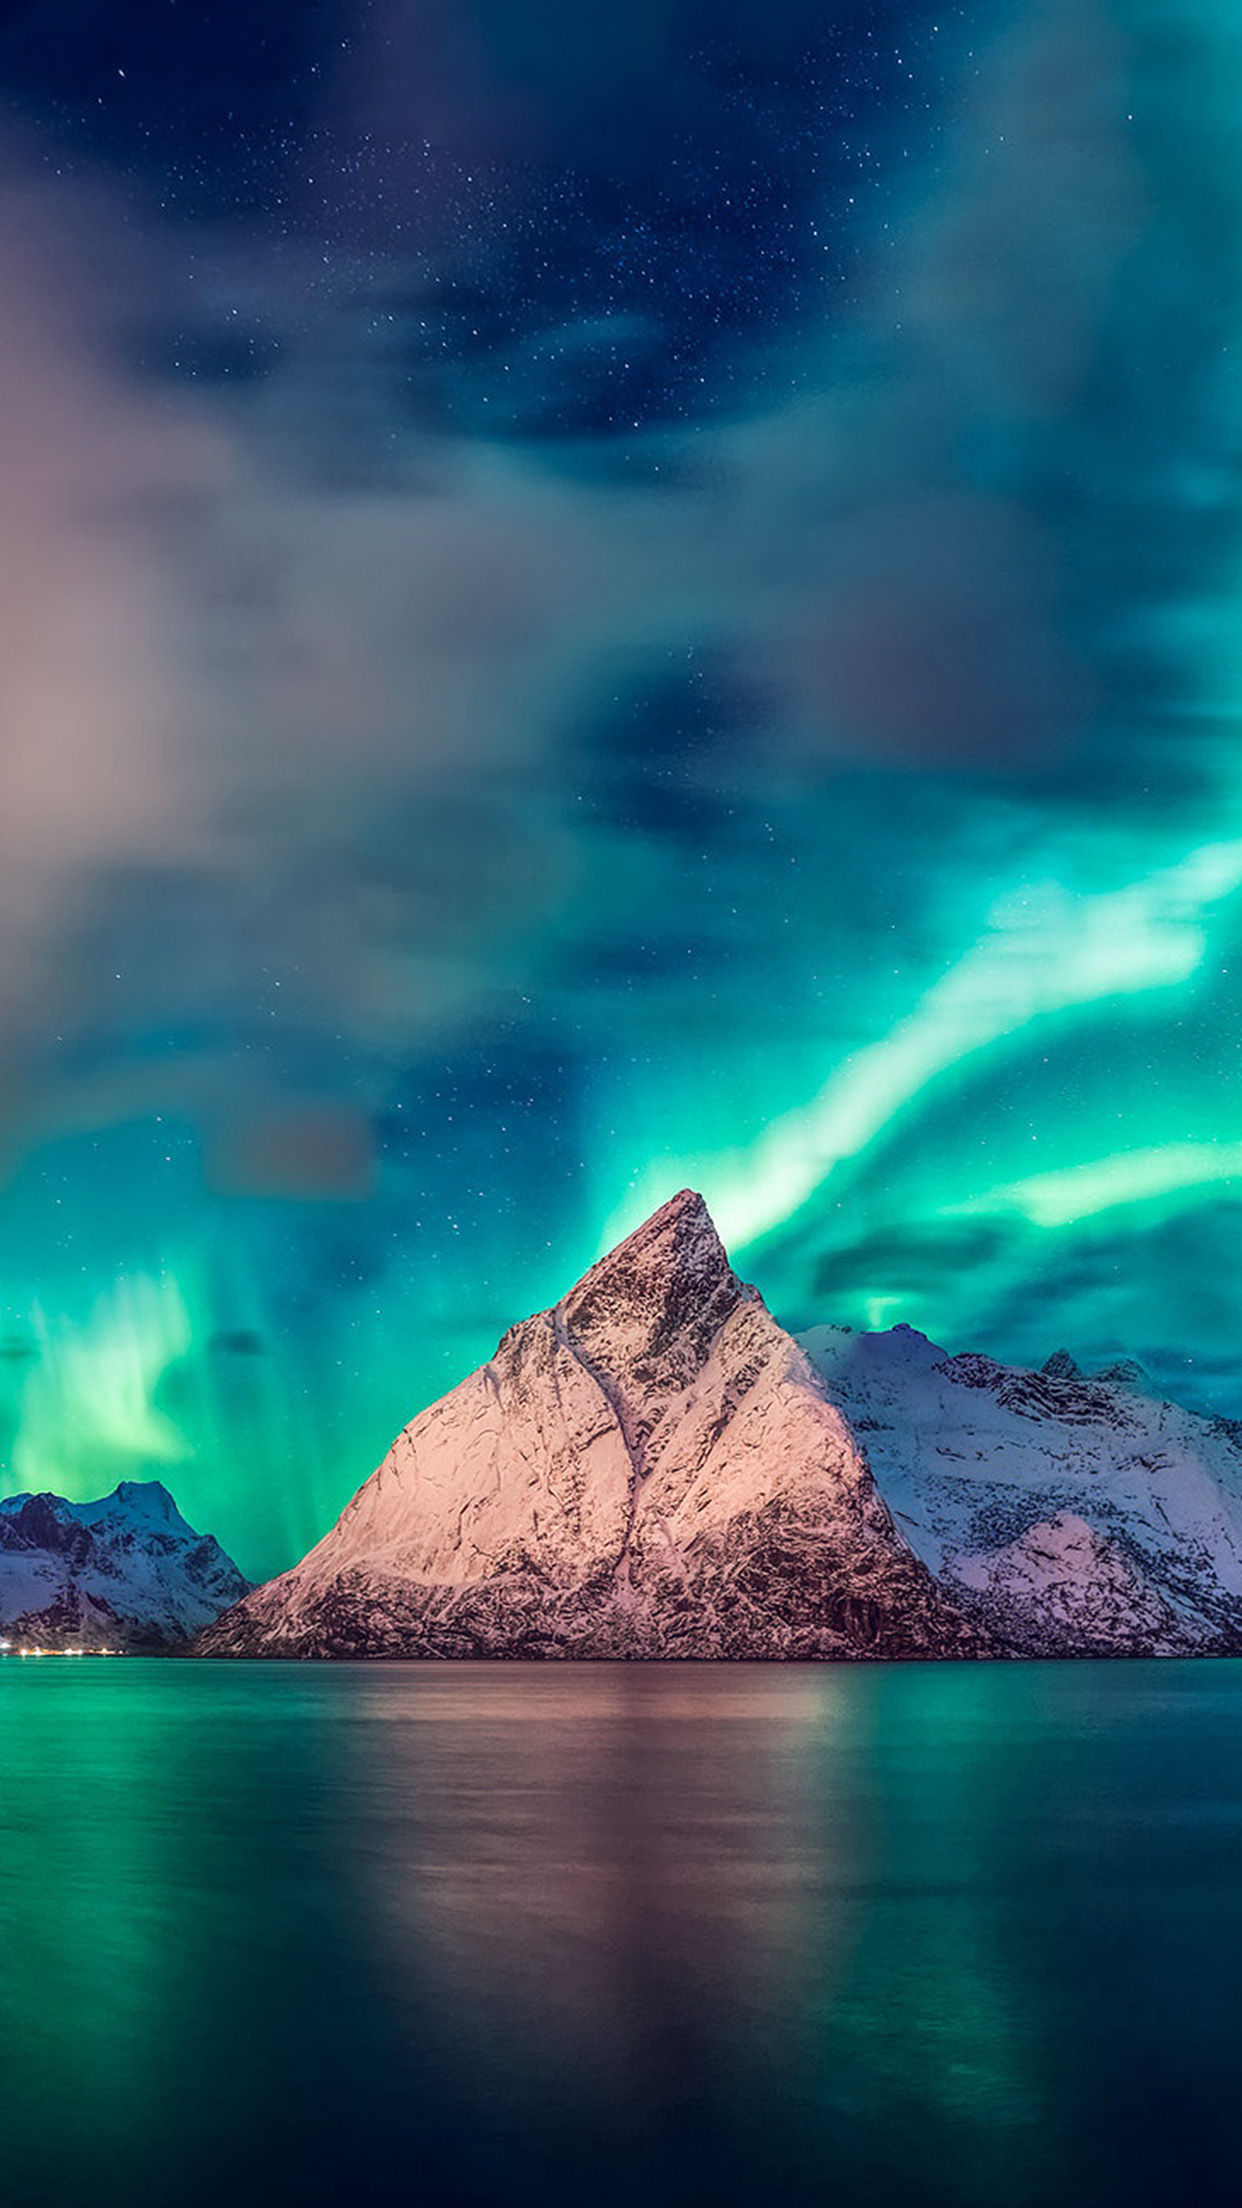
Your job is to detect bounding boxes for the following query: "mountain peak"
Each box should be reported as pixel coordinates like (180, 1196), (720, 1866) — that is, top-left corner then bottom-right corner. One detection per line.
(113, 1479), (176, 1512)
(559, 1190), (741, 1376)
(573, 1188), (732, 1304)
(79, 1480), (194, 1537)
(591, 1188), (722, 1276)
(1091, 1356), (1150, 1389)
(1042, 1348), (1082, 1381)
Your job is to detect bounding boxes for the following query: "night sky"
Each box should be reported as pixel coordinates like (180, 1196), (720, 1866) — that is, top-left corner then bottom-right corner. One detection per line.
(2, 0), (1242, 1581)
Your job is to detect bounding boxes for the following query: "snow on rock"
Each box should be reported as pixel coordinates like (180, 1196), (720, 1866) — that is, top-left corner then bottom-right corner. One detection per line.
(799, 1322), (1242, 1654)
(197, 1191), (992, 1660)
(954, 1513), (1192, 1654)
(0, 1481), (251, 1650)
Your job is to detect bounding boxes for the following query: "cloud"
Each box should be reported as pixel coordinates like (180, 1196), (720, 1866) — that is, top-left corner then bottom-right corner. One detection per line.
(908, 0), (1144, 418)
(206, 1105), (377, 1202)
(776, 493), (1090, 768)
(0, 169), (219, 897)
(1, 0), (1240, 1234)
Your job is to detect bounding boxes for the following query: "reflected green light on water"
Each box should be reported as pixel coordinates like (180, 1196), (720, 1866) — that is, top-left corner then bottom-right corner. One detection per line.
(3, 1661), (1242, 2208)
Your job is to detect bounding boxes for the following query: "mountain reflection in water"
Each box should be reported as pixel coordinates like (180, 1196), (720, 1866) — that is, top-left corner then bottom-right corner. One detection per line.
(341, 1670), (849, 2147)
(3, 1661), (1242, 2208)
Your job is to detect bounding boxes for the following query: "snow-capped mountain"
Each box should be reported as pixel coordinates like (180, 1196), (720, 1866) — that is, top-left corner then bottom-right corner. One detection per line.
(801, 1325), (1242, 1654)
(197, 1190), (992, 1658)
(0, 1480), (251, 1650)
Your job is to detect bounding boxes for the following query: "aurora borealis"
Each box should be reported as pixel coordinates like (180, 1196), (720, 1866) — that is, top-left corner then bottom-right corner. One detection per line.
(3, 1), (1242, 1580)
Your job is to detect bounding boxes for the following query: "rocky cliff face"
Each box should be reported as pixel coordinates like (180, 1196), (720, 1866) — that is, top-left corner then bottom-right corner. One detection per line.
(0, 1480), (251, 1650)
(197, 1191), (992, 1659)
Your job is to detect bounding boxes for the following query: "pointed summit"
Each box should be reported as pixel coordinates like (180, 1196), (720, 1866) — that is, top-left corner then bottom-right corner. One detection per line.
(584, 1188), (726, 1284)
(1042, 1348), (1083, 1381)
(84, 1480), (191, 1533)
(559, 1190), (744, 1404)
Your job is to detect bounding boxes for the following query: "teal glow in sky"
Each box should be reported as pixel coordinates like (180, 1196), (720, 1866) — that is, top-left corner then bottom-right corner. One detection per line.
(2, 0), (1242, 1579)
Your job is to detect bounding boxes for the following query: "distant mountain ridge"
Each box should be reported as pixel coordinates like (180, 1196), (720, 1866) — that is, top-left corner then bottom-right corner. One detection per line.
(196, 1189), (1242, 1661)
(0, 1480), (251, 1650)
(801, 1320), (1242, 1654)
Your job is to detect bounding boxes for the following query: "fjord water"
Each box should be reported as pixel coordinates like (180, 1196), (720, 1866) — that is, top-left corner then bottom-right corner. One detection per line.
(3, 1663), (1241, 2208)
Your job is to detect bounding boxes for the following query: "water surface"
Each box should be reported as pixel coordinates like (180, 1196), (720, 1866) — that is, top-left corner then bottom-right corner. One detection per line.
(2, 1660), (1240, 2208)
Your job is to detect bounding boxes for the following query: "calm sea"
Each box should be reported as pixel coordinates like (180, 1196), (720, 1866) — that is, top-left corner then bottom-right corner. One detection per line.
(2, 1659), (1240, 2208)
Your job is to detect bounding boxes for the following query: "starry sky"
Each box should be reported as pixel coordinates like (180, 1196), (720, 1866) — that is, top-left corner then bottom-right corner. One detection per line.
(2, 0), (1242, 1580)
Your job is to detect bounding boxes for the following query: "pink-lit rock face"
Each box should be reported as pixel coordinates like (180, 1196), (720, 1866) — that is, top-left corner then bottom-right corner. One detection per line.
(198, 1191), (991, 1659)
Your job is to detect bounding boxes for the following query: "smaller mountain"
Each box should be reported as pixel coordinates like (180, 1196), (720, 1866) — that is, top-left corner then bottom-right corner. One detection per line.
(0, 1480), (251, 1651)
(800, 1324), (1242, 1654)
